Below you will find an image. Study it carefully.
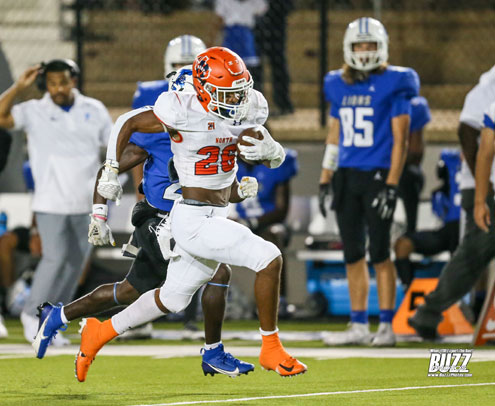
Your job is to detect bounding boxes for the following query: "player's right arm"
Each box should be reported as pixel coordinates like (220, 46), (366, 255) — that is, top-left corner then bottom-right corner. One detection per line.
(474, 104), (495, 232)
(89, 142), (149, 246)
(458, 85), (486, 177)
(106, 108), (163, 162)
(98, 108), (163, 204)
(0, 65), (39, 129)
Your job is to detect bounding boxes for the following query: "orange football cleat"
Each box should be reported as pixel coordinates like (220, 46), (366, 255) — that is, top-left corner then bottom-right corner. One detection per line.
(259, 332), (307, 377)
(75, 318), (118, 382)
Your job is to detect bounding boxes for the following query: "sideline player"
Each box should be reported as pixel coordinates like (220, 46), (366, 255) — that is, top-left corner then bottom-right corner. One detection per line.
(75, 47), (307, 381)
(33, 68), (255, 378)
(397, 96), (431, 233)
(319, 17), (419, 346)
(408, 66), (495, 339)
(394, 149), (461, 287)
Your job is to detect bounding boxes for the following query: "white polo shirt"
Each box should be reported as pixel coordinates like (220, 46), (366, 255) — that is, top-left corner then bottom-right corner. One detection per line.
(215, 0), (267, 28)
(11, 89), (112, 214)
(459, 65), (495, 190)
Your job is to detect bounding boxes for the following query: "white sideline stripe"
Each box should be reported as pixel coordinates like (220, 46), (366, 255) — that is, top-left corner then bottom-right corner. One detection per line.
(129, 382), (495, 406)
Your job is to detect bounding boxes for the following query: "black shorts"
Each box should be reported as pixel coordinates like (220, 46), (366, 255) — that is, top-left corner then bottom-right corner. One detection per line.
(125, 202), (170, 295)
(332, 168), (392, 264)
(12, 226), (30, 252)
(407, 221), (460, 256)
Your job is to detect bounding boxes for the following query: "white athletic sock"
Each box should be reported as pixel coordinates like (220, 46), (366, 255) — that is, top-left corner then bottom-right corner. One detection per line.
(259, 327), (279, 336)
(204, 341), (222, 350)
(111, 290), (163, 334)
(60, 306), (69, 324)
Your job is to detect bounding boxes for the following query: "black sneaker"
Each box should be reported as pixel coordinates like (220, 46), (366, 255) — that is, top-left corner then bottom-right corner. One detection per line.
(408, 316), (438, 340)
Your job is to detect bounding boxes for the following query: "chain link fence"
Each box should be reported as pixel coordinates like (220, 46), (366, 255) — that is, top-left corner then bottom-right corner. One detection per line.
(1, 0), (495, 192)
(2, 1), (495, 138)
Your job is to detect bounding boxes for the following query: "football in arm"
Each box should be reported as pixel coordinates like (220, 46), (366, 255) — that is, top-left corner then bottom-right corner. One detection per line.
(236, 127), (264, 165)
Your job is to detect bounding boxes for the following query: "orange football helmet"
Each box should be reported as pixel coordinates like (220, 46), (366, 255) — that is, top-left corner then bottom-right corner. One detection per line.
(192, 47), (253, 122)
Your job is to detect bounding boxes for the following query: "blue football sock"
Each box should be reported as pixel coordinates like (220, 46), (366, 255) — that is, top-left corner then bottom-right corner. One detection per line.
(379, 309), (394, 323)
(350, 310), (368, 324)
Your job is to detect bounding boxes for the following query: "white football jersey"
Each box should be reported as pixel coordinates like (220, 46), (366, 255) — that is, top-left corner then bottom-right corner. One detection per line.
(153, 89), (268, 189)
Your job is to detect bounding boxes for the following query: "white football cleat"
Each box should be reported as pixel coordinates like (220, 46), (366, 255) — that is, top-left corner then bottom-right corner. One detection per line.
(51, 331), (71, 347)
(323, 322), (372, 346)
(20, 311), (39, 343)
(371, 322), (396, 347)
(0, 314), (8, 338)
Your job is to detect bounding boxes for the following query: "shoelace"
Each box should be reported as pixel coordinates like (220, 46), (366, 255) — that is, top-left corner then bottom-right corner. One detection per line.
(47, 303), (68, 345)
(220, 351), (238, 366)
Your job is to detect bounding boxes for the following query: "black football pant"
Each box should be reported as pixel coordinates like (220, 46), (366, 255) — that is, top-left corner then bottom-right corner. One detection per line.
(410, 189), (495, 329)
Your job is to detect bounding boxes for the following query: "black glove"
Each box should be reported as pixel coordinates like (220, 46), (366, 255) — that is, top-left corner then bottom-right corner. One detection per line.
(167, 157), (179, 182)
(371, 184), (397, 220)
(319, 183), (331, 217)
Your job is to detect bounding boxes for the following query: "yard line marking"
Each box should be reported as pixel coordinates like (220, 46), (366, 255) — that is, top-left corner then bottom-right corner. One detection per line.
(129, 382), (495, 406)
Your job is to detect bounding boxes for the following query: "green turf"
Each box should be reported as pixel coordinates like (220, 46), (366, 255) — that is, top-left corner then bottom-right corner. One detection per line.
(2, 318), (495, 405)
(1, 318), (490, 349)
(0, 355), (494, 406)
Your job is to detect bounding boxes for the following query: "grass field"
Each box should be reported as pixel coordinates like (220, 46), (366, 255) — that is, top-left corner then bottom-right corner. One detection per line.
(1, 319), (494, 406)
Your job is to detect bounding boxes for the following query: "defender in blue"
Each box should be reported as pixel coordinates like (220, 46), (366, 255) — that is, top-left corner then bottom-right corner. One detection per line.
(398, 96), (432, 233)
(235, 148), (298, 300)
(319, 17), (419, 347)
(394, 149), (461, 287)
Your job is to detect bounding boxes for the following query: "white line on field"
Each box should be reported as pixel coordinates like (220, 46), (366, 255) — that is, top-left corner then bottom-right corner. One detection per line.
(129, 382), (495, 406)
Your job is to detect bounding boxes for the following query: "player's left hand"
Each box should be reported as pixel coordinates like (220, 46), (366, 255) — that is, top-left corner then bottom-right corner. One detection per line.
(238, 176), (258, 199)
(97, 160), (122, 205)
(474, 201), (491, 233)
(319, 183), (331, 217)
(371, 184), (397, 220)
(88, 212), (115, 246)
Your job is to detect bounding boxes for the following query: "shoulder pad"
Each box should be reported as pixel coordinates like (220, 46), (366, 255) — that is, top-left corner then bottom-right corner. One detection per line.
(133, 80), (169, 109)
(285, 148), (298, 160)
(154, 92), (187, 128)
(323, 70), (343, 103)
(390, 66), (420, 98)
(247, 89), (269, 125)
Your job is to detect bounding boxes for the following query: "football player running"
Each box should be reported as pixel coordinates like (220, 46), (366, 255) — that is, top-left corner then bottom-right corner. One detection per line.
(319, 17), (419, 346)
(34, 67), (255, 378)
(75, 47), (306, 381)
(131, 34), (207, 330)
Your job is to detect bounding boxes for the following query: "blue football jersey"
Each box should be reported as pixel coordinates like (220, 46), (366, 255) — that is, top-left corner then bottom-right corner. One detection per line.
(324, 66), (420, 169)
(431, 149), (461, 223)
(131, 79), (179, 211)
(410, 96), (431, 132)
(129, 132), (180, 212)
(236, 149), (298, 219)
(132, 80), (169, 109)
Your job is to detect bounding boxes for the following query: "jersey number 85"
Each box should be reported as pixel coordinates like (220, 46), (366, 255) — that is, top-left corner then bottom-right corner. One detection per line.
(339, 107), (374, 147)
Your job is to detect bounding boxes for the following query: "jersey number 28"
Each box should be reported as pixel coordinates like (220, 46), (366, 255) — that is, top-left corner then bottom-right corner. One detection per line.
(339, 107), (374, 147)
